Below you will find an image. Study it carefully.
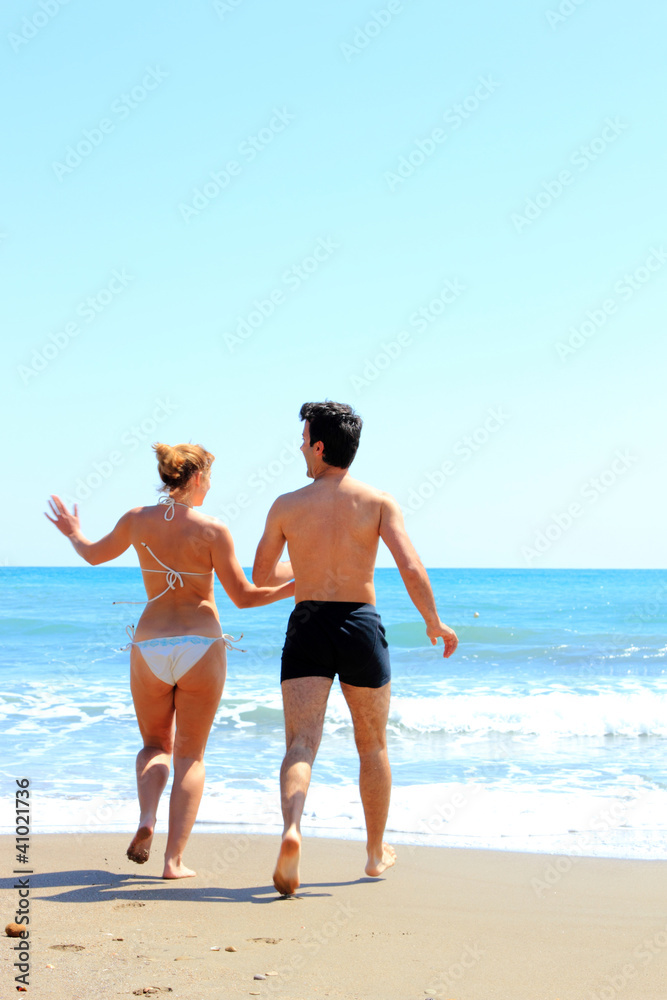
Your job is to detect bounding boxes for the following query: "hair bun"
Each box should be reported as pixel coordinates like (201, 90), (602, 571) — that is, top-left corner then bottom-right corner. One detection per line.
(152, 442), (214, 492)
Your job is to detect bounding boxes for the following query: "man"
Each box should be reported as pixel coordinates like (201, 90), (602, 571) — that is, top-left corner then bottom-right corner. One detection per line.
(253, 401), (458, 895)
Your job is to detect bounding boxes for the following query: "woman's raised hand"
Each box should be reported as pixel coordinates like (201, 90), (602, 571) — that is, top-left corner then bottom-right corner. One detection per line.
(45, 495), (81, 537)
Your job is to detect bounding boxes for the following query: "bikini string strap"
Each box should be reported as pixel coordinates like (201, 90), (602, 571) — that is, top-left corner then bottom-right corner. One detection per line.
(222, 632), (246, 653)
(140, 543), (184, 595)
(119, 623), (136, 652)
(158, 496), (177, 520)
(112, 545), (184, 606)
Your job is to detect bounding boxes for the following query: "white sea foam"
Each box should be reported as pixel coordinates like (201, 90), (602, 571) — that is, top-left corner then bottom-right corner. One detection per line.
(6, 783), (667, 861)
(326, 689), (667, 737)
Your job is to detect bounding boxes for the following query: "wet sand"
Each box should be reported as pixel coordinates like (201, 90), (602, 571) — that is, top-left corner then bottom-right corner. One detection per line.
(1, 833), (666, 999)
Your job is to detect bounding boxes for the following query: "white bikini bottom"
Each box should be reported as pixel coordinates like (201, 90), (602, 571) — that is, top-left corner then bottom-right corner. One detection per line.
(131, 634), (242, 685)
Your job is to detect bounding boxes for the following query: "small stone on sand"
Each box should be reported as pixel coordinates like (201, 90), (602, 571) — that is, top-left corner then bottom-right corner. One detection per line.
(254, 974), (267, 980)
(265, 971), (278, 976)
(210, 946), (220, 951)
(5, 922), (26, 937)
(225, 945), (238, 952)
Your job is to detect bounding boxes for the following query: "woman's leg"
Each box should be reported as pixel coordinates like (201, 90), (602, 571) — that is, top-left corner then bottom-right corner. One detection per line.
(128, 648), (176, 863)
(163, 642), (227, 878)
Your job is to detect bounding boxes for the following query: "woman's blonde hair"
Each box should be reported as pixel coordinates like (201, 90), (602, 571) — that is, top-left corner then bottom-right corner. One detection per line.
(152, 443), (214, 493)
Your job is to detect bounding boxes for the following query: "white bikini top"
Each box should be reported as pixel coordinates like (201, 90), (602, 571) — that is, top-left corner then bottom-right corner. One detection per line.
(115, 496), (244, 651)
(113, 497), (211, 606)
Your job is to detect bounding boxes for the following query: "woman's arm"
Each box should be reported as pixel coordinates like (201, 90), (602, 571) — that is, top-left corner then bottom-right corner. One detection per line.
(210, 519), (294, 608)
(45, 495), (134, 565)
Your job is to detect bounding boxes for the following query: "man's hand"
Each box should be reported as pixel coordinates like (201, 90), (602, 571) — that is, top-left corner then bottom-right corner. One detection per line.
(426, 622), (458, 658)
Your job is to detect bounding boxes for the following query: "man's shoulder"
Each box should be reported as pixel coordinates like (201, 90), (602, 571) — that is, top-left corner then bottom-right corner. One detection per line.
(345, 477), (395, 505)
(273, 479), (396, 510)
(272, 484), (312, 507)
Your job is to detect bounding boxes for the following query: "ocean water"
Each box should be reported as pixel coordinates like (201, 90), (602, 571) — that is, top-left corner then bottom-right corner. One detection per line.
(1, 567), (666, 859)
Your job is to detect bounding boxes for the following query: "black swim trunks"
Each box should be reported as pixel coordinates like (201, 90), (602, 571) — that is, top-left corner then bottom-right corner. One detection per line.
(281, 601), (391, 688)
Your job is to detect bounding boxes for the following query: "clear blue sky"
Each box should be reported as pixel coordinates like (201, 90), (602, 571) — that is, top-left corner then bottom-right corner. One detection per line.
(3, 0), (665, 568)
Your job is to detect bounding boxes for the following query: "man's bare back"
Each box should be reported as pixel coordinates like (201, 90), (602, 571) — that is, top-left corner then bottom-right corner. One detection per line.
(272, 474), (385, 605)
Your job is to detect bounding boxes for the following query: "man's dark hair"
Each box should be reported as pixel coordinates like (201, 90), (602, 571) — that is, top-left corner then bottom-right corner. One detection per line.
(300, 401), (362, 469)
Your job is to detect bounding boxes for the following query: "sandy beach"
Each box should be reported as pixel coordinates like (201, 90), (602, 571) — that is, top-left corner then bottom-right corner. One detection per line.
(2, 833), (666, 999)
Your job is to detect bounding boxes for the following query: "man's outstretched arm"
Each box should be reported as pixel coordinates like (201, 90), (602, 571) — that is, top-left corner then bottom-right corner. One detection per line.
(379, 494), (458, 658)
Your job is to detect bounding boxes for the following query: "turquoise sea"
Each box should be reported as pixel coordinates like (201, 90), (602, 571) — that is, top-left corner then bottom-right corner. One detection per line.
(1, 567), (666, 858)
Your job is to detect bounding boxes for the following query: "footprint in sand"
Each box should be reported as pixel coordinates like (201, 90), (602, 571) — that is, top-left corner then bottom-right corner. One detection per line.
(132, 989), (173, 996)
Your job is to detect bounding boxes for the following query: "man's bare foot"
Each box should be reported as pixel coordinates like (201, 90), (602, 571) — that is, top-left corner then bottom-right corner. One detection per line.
(365, 843), (396, 877)
(126, 824), (153, 864)
(273, 831), (301, 895)
(162, 860), (196, 879)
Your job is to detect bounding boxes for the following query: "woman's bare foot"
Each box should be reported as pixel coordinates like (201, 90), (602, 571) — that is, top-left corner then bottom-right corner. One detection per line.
(273, 830), (301, 895)
(162, 859), (196, 879)
(365, 843), (396, 877)
(126, 823), (153, 864)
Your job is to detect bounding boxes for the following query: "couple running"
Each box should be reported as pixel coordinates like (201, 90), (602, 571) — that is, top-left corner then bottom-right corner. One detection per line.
(46, 401), (458, 894)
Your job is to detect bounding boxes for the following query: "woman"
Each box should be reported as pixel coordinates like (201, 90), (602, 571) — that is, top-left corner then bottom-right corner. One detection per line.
(46, 442), (294, 879)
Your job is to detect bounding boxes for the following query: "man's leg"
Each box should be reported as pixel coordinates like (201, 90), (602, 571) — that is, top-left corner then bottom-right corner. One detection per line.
(340, 680), (396, 877)
(273, 675), (333, 894)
